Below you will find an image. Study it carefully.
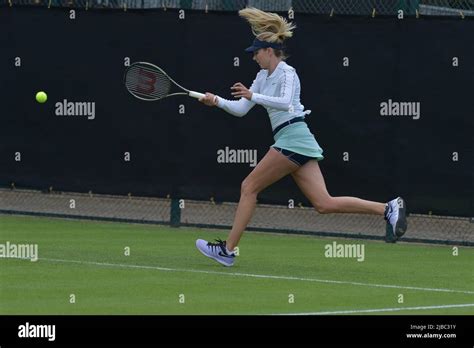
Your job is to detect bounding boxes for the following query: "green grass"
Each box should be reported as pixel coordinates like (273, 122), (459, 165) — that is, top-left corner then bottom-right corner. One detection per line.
(0, 214), (473, 315)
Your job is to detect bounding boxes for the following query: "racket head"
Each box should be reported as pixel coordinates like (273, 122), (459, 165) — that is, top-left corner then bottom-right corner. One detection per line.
(124, 62), (184, 101)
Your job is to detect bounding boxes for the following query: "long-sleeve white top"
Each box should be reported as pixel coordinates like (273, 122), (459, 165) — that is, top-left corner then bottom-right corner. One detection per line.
(215, 61), (311, 131)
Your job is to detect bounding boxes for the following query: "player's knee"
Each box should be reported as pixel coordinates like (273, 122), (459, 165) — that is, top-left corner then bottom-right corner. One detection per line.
(240, 178), (258, 197)
(314, 197), (335, 214)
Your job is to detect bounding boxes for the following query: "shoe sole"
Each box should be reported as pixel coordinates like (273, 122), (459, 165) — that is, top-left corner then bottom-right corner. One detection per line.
(196, 243), (234, 267)
(395, 197), (408, 237)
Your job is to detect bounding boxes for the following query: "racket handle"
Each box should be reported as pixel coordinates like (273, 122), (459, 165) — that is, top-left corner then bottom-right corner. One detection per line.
(189, 91), (206, 99)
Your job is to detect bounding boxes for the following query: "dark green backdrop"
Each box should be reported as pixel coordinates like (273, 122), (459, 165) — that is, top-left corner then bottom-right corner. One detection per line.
(1, 8), (472, 216)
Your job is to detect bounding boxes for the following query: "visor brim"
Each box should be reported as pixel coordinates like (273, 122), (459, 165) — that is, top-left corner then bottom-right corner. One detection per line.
(244, 46), (259, 53)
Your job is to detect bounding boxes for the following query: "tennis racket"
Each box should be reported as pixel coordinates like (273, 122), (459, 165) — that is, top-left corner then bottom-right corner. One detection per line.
(124, 62), (205, 101)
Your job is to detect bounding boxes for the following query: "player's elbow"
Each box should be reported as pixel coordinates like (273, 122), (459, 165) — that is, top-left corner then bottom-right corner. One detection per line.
(229, 106), (251, 117)
(273, 94), (293, 111)
(232, 110), (248, 117)
(274, 101), (292, 112)
(221, 108), (247, 117)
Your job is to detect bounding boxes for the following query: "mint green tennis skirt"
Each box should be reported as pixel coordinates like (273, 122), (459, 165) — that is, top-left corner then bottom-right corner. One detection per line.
(271, 121), (324, 161)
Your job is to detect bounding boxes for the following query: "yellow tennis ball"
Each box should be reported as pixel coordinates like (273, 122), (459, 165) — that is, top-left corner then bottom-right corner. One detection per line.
(36, 91), (47, 103)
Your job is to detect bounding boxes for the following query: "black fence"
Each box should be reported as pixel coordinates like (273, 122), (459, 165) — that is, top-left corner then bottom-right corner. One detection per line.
(1, 189), (473, 245)
(1, 7), (472, 219)
(2, 0), (474, 16)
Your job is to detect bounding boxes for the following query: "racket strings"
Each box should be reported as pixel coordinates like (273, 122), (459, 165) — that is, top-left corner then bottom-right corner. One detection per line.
(125, 65), (172, 100)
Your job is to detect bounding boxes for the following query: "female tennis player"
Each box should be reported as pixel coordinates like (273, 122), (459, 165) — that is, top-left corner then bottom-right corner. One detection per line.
(195, 7), (407, 267)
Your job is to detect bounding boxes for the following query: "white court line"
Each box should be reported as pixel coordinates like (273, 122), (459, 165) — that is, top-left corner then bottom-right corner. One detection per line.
(276, 303), (474, 315)
(38, 257), (474, 295)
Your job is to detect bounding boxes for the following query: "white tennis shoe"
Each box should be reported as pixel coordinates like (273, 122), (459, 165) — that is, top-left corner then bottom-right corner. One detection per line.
(384, 197), (408, 238)
(195, 238), (235, 267)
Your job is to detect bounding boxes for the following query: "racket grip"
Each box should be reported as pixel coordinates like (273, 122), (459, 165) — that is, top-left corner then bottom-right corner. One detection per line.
(189, 91), (206, 99)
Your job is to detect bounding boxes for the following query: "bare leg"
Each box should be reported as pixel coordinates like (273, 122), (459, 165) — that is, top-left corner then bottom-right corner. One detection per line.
(226, 148), (299, 250)
(291, 160), (386, 215)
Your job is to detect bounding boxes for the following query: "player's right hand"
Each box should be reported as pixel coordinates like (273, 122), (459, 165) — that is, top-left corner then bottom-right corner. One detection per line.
(199, 92), (218, 107)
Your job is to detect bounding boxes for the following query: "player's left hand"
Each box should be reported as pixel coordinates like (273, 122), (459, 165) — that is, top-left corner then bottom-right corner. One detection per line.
(231, 83), (252, 100)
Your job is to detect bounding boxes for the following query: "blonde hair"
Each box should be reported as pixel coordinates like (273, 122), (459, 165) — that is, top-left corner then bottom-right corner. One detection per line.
(238, 7), (296, 44)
